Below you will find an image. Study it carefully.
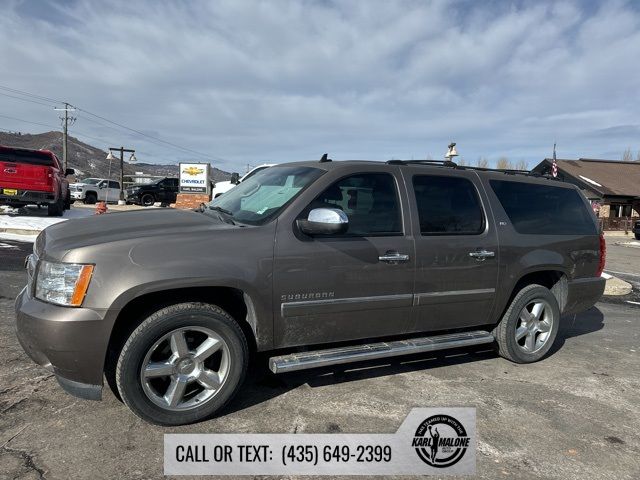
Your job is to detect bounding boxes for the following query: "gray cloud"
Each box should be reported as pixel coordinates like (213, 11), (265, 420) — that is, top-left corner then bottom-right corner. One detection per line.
(1, 0), (639, 170)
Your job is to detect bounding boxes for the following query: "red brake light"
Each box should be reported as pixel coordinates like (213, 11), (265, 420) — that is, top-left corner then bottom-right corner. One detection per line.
(596, 233), (606, 277)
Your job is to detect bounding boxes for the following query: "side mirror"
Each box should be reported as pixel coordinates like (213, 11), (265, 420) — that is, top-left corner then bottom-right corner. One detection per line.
(65, 168), (75, 176)
(297, 208), (348, 236)
(230, 172), (240, 185)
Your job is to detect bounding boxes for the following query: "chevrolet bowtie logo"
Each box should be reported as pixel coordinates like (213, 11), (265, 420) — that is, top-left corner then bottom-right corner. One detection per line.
(182, 166), (204, 176)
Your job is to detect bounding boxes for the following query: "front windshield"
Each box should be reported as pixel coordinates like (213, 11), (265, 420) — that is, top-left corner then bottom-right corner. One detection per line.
(207, 166), (323, 225)
(82, 178), (100, 185)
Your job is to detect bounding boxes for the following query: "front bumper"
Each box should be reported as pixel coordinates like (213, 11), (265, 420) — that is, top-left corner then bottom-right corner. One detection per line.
(564, 276), (606, 315)
(70, 191), (84, 200)
(14, 286), (112, 401)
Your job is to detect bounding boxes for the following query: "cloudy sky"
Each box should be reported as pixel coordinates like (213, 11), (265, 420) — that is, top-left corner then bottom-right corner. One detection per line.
(1, 0), (639, 171)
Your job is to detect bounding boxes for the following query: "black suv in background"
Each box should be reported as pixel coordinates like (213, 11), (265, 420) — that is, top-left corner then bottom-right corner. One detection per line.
(633, 219), (640, 240)
(126, 177), (179, 206)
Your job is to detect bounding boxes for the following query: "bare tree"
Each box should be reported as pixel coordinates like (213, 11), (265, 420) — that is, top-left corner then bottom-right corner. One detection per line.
(622, 147), (633, 162)
(496, 157), (513, 170)
(514, 159), (529, 171)
(476, 157), (489, 168)
(457, 157), (468, 166)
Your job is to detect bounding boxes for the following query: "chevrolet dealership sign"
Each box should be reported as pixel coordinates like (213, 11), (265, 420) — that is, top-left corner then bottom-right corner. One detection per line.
(179, 162), (211, 194)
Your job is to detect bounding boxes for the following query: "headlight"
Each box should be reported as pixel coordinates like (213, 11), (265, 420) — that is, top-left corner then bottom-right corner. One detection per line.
(35, 260), (94, 307)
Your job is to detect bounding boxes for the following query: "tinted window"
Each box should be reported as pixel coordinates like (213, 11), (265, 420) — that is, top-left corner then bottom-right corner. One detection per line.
(209, 166), (324, 225)
(490, 180), (597, 235)
(413, 175), (484, 235)
(0, 150), (54, 166)
(108, 181), (119, 188)
(305, 173), (402, 236)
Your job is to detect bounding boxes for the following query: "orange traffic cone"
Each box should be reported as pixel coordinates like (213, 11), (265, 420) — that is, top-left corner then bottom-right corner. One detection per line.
(95, 201), (108, 215)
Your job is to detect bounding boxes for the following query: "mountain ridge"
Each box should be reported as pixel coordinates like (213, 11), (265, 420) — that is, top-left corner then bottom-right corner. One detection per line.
(0, 130), (231, 181)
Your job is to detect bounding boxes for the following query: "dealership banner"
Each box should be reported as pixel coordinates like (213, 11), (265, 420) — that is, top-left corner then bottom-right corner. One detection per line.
(179, 162), (210, 193)
(164, 408), (475, 476)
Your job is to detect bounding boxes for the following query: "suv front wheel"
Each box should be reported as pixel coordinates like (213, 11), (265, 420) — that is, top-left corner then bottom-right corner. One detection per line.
(116, 302), (248, 425)
(494, 284), (560, 363)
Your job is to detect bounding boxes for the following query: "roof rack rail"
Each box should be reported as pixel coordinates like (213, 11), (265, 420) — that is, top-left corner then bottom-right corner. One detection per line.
(387, 160), (458, 167)
(385, 159), (559, 180)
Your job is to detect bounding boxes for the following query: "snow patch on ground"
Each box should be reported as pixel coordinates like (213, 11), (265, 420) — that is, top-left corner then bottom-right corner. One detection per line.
(0, 231), (38, 242)
(0, 206), (93, 233)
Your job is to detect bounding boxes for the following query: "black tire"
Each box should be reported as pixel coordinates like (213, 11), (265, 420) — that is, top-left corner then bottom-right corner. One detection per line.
(493, 284), (560, 363)
(84, 192), (97, 205)
(115, 302), (248, 426)
(47, 198), (64, 216)
(141, 194), (155, 207)
(64, 190), (71, 210)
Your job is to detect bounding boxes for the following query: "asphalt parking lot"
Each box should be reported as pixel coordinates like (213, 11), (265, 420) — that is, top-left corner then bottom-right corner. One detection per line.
(0, 240), (639, 479)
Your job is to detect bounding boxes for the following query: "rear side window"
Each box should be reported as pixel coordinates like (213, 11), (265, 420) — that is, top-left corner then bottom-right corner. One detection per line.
(412, 175), (484, 235)
(0, 150), (54, 166)
(490, 180), (597, 235)
(108, 181), (119, 189)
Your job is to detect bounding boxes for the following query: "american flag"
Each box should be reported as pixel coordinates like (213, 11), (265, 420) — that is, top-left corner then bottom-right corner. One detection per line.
(551, 143), (558, 177)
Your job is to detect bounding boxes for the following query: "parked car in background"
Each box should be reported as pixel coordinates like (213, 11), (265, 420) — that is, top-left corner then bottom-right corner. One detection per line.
(70, 178), (121, 204)
(16, 159), (605, 425)
(633, 219), (640, 240)
(211, 164), (275, 198)
(126, 177), (179, 206)
(0, 145), (73, 216)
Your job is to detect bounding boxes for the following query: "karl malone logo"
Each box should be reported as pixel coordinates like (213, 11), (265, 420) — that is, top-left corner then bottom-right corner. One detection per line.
(412, 414), (470, 468)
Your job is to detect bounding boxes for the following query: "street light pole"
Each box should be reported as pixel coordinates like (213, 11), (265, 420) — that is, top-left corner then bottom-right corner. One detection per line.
(108, 146), (135, 204)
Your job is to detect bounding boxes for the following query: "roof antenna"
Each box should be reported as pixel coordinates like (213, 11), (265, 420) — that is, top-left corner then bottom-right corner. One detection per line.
(319, 153), (331, 162)
(444, 142), (458, 167)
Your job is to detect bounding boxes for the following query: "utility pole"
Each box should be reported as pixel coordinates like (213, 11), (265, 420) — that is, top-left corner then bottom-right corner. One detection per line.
(54, 103), (76, 171)
(107, 147), (136, 204)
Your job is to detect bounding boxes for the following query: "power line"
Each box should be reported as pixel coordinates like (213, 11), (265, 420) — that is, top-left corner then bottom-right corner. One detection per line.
(0, 113), (59, 130)
(72, 105), (224, 162)
(0, 91), (57, 108)
(0, 84), (63, 104)
(0, 83), (226, 163)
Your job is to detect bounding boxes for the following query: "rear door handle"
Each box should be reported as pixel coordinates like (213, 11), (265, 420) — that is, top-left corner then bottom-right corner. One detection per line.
(379, 251), (410, 263)
(469, 250), (495, 261)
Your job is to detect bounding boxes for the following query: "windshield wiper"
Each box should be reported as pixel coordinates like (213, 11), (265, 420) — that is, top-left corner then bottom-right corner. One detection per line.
(207, 205), (236, 225)
(208, 205), (233, 216)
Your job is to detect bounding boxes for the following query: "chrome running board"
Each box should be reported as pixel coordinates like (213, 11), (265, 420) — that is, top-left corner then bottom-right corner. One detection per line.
(269, 330), (495, 374)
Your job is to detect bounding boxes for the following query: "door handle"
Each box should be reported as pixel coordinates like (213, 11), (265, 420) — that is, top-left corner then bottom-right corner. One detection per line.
(469, 249), (495, 261)
(379, 251), (410, 263)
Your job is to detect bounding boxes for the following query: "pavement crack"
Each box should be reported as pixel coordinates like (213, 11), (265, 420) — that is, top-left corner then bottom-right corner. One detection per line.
(1, 424), (48, 480)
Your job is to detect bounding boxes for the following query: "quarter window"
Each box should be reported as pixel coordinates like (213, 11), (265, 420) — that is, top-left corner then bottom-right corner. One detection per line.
(490, 180), (597, 235)
(412, 175), (484, 235)
(304, 173), (402, 236)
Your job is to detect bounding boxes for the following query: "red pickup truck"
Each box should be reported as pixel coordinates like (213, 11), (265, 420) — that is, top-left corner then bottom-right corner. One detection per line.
(0, 145), (74, 216)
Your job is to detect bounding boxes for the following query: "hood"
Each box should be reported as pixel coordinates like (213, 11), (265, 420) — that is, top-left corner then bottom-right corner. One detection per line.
(38, 208), (233, 256)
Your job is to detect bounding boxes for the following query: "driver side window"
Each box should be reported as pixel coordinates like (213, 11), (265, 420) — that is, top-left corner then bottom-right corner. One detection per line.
(304, 173), (402, 236)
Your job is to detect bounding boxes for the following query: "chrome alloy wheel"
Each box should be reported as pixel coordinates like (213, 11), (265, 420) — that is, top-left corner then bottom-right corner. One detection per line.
(515, 299), (553, 354)
(140, 327), (230, 411)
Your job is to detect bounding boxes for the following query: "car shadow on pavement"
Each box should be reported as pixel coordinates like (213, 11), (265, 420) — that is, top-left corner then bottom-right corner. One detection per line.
(224, 306), (605, 416)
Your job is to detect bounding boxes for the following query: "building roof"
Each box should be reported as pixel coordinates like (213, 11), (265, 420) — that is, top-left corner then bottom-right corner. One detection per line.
(532, 158), (640, 197)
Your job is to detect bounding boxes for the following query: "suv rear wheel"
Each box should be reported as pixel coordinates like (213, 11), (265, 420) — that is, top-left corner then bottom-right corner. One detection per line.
(494, 284), (560, 363)
(84, 192), (97, 204)
(141, 193), (155, 206)
(115, 302), (248, 425)
(47, 197), (64, 216)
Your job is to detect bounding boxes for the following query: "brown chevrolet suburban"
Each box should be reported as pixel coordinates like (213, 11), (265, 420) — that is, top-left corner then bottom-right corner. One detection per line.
(15, 158), (605, 425)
